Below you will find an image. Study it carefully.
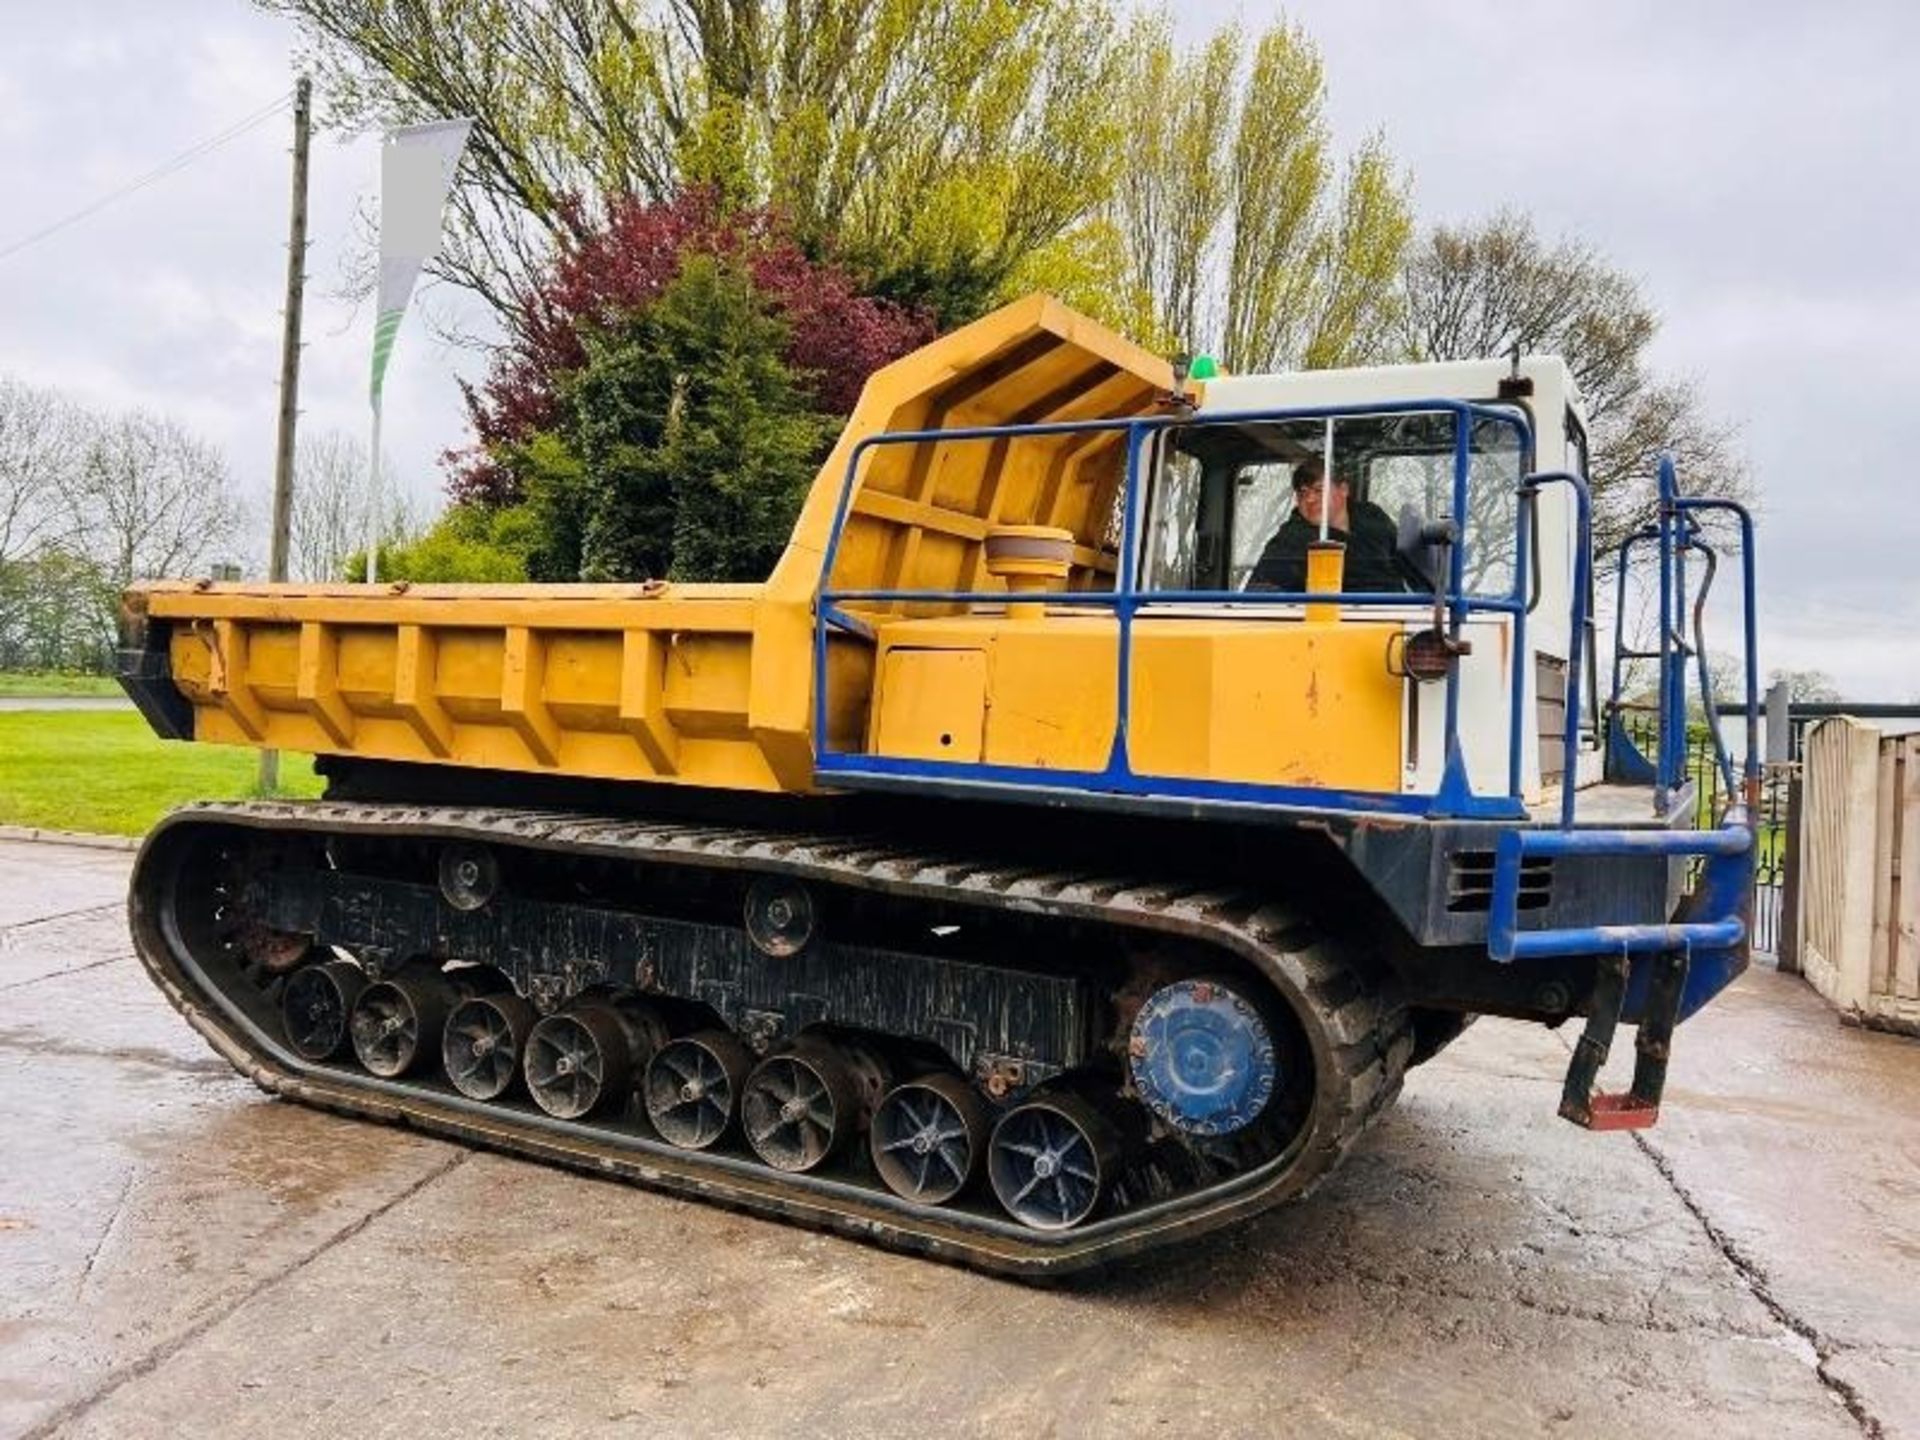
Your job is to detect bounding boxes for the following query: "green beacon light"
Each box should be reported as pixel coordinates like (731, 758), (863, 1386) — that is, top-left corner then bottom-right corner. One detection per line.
(1187, 354), (1219, 380)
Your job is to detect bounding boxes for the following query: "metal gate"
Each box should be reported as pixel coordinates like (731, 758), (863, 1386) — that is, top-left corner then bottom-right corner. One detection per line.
(1614, 705), (1790, 953)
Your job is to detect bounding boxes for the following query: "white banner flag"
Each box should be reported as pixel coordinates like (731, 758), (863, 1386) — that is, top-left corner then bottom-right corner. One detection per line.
(366, 117), (472, 583)
(370, 117), (473, 402)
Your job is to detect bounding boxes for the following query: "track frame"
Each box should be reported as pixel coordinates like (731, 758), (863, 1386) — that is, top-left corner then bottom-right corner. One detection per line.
(130, 799), (1412, 1277)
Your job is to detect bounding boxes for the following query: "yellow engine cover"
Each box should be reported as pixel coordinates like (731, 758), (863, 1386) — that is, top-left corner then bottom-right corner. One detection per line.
(1129, 619), (1404, 792)
(867, 613), (1404, 793)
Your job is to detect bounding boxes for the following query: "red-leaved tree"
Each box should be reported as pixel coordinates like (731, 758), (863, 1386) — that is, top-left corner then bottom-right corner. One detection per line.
(450, 191), (933, 506)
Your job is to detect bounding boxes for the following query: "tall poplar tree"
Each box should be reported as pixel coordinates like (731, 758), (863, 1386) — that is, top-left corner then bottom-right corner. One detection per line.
(1103, 15), (1413, 372)
(1397, 210), (1748, 550)
(264, 0), (1125, 326)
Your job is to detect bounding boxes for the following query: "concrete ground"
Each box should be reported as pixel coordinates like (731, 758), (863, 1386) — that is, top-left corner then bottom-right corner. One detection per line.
(1, 837), (1915, 1440)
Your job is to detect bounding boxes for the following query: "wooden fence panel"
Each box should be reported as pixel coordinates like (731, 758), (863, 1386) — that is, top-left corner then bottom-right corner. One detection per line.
(1800, 717), (1920, 1032)
(1895, 736), (1920, 1001)
(1801, 721), (1847, 980)
(1871, 736), (1899, 999)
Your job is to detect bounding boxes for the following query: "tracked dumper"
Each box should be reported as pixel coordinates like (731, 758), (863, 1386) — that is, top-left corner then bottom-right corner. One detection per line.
(118, 296), (1760, 1276)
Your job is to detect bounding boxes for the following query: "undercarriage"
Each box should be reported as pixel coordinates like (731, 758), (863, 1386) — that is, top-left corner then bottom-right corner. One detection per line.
(130, 799), (1416, 1276)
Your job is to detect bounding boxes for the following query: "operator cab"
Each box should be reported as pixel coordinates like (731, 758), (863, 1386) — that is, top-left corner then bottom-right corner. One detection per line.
(1127, 356), (1598, 806)
(835, 350), (1602, 817)
(1188, 354), (1587, 618)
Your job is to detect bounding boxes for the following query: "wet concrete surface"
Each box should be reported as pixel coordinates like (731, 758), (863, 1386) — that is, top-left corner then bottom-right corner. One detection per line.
(1, 836), (1914, 1439)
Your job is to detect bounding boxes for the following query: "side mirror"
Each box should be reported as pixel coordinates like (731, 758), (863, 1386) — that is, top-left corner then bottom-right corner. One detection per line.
(1392, 507), (1472, 670)
(1395, 505), (1457, 594)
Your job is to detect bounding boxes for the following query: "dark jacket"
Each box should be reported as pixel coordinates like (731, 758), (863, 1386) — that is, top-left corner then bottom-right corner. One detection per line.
(1247, 499), (1409, 593)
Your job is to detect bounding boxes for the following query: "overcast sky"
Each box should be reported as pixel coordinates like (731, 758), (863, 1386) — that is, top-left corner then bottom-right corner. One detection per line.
(3, 2), (1917, 697)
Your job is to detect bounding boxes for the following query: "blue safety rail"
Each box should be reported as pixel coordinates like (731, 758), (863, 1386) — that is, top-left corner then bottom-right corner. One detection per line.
(1487, 823), (1752, 962)
(1603, 455), (1763, 814)
(810, 400), (1564, 822)
(1485, 801), (1755, 1022)
(1491, 452), (1760, 1005)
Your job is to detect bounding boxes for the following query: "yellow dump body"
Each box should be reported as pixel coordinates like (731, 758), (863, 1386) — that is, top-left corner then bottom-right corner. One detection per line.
(136, 295), (1205, 795)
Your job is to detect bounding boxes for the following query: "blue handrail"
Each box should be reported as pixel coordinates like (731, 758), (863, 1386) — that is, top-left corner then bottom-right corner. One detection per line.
(1603, 456), (1760, 821)
(1674, 497), (1761, 800)
(1521, 471), (1592, 828)
(1487, 819), (1752, 961)
(810, 399), (1556, 819)
(1656, 455), (1679, 805)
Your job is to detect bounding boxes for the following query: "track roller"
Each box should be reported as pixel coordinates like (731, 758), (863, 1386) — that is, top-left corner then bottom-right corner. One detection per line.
(348, 973), (451, 1078)
(644, 1030), (751, 1150)
(524, 1006), (635, 1120)
(988, 1095), (1118, 1231)
(442, 993), (537, 1101)
(240, 921), (312, 977)
(437, 845), (499, 911)
(869, 1073), (989, 1205)
(838, 1040), (894, 1118)
(740, 1041), (858, 1172)
(281, 960), (367, 1061)
(744, 876), (814, 957)
(610, 1001), (671, 1069)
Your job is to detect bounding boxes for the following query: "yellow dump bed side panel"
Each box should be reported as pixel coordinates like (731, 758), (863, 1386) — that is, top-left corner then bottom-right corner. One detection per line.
(768, 294), (1172, 611)
(145, 582), (874, 791)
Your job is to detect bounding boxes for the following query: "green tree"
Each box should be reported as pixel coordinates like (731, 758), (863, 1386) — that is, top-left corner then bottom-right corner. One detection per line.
(1396, 210), (1748, 551)
(1767, 668), (1840, 704)
(432, 253), (834, 585)
(572, 255), (834, 581)
(263, 0), (1126, 326)
(0, 549), (113, 672)
(1103, 15), (1413, 372)
(354, 503), (538, 583)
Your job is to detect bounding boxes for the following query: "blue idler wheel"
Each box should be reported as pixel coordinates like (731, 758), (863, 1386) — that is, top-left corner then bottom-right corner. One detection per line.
(1127, 978), (1278, 1136)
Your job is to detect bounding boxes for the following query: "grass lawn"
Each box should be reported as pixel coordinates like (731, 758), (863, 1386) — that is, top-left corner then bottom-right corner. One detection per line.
(0, 711), (324, 836)
(0, 671), (124, 698)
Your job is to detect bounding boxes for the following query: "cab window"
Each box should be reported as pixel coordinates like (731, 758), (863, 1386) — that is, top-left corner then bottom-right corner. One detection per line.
(1136, 409), (1525, 597)
(1229, 460), (1301, 590)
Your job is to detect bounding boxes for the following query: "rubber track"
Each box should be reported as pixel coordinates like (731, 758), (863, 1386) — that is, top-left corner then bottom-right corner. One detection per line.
(129, 799), (1414, 1278)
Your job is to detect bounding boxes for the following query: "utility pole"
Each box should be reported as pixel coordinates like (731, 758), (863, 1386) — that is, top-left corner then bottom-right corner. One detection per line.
(260, 74), (312, 795)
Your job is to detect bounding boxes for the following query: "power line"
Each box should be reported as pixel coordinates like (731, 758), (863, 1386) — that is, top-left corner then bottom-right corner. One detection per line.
(0, 90), (296, 265)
